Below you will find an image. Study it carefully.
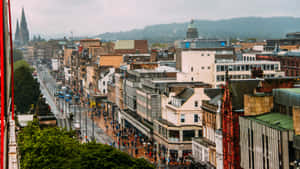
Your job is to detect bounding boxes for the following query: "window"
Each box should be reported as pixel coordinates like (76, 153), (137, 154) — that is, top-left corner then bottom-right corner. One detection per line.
(103, 81), (105, 85)
(217, 65), (221, 72)
(194, 101), (198, 107)
(194, 114), (199, 123)
(221, 65), (225, 71)
(217, 75), (225, 82)
(207, 53), (210, 56)
(246, 65), (249, 71)
(275, 64), (279, 70)
(191, 77), (194, 81)
(191, 67), (194, 72)
(201, 53), (204, 56)
(207, 66), (210, 70)
(181, 114), (185, 123)
(201, 66), (205, 70)
(103, 89), (106, 93)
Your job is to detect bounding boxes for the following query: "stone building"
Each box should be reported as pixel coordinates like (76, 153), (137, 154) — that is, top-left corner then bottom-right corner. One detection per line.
(14, 8), (30, 46)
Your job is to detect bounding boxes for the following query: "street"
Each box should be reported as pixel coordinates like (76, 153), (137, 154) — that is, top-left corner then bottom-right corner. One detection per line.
(37, 65), (113, 145)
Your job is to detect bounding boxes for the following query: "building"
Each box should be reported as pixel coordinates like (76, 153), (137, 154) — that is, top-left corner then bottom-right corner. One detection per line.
(192, 89), (223, 168)
(257, 51), (300, 77)
(124, 68), (177, 112)
(99, 55), (123, 68)
(240, 113), (294, 169)
(150, 48), (175, 62)
(214, 60), (284, 86)
(233, 41), (266, 52)
(177, 39), (227, 50)
(114, 40), (148, 54)
(79, 39), (101, 48)
(22, 46), (34, 65)
(153, 82), (211, 164)
(235, 79), (300, 169)
(186, 20), (198, 39)
(123, 54), (151, 64)
(98, 67), (115, 95)
(14, 8), (30, 46)
(177, 49), (284, 87)
(266, 32), (300, 51)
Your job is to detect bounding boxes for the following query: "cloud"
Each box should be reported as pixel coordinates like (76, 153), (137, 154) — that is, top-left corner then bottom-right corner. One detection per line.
(10, 0), (300, 38)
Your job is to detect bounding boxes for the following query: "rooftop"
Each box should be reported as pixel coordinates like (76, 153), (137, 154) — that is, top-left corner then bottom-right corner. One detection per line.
(246, 113), (294, 131)
(275, 88), (300, 94)
(193, 137), (216, 147)
(216, 60), (280, 64)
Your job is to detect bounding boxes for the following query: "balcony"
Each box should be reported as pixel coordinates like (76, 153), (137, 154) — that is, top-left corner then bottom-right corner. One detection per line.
(169, 97), (184, 107)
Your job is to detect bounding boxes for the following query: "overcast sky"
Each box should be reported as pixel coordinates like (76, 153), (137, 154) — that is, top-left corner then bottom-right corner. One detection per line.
(11, 0), (300, 38)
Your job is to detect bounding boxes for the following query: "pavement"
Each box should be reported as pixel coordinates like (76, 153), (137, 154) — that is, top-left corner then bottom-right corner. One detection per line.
(36, 65), (190, 168)
(37, 66), (70, 130)
(37, 65), (114, 145)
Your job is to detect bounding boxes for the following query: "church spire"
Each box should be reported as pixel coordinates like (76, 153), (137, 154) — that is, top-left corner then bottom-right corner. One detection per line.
(20, 7), (29, 45)
(14, 19), (20, 42)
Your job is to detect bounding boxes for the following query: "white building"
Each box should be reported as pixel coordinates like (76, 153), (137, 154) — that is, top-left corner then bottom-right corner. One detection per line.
(153, 85), (210, 163)
(51, 58), (59, 71)
(64, 67), (71, 81)
(98, 67), (115, 95)
(177, 49), (284, 87)
(214, 60), (284, 86)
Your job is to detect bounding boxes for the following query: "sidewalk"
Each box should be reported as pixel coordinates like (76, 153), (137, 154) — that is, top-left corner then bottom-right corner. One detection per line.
(88, 112), (156, 164)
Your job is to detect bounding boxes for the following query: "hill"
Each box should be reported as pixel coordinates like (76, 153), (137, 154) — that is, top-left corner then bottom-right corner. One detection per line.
(96, 17), (300, 43)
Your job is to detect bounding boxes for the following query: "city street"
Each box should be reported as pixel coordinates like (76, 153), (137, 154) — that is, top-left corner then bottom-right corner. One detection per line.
(37, 65), (114, 145)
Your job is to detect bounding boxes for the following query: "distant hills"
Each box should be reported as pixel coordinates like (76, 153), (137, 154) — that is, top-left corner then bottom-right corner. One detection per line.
(95, 17), (300, 44)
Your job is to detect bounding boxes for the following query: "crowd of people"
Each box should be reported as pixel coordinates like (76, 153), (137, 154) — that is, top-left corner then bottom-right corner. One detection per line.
(88, 108), (191, 167)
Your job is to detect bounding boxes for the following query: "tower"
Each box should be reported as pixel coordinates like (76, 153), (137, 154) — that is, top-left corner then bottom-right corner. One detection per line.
(186, 19), (198, 39)
(14, 19), (21, 46)
(19, 7), (29, 45)
(222, 72), (242, 169)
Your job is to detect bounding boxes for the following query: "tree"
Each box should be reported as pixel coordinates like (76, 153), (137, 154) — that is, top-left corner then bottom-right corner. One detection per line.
(14, 61), (40, 114)
(18, 119), (80, 169)
(18, 120), (155, 169)
(13, 48), (24, 62)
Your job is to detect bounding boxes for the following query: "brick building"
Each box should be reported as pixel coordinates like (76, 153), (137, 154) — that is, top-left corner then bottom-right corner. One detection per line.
(114, 40), (148, 54)
(256, 52), (300, 76)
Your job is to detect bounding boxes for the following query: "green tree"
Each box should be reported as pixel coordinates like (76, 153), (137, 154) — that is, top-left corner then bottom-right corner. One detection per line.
(14, 60), (33, 72)
(18, 120), (155, 169)
(13, 48), (24, 62)
(75, 142), (154, 169)
(18, 119), (79, 169)
(14, 62), (40, 114)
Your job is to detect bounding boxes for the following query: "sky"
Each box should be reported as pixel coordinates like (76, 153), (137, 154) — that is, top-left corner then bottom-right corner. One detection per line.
(11, 0), (300, 38)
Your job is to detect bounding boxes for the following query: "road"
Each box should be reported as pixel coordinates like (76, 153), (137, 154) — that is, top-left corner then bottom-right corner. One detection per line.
(37, 68), (71, 130)
(36, 65), (114, 145)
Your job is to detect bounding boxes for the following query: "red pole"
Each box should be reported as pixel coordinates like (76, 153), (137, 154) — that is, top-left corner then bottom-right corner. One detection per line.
(8, 0), (14, 120)
(0, 0), (5, 168)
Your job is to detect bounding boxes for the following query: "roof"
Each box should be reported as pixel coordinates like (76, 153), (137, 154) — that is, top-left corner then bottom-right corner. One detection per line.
(204, 88), (223, 99)
(209, 94), (223, 106)
(246, 113), (294, 131)
(230, 79), (260, 110)
(176, 88), (194, 102)
(277, 88), (300, 94)
(193, 138), (216, 147)
(273, 88), (300, 107)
